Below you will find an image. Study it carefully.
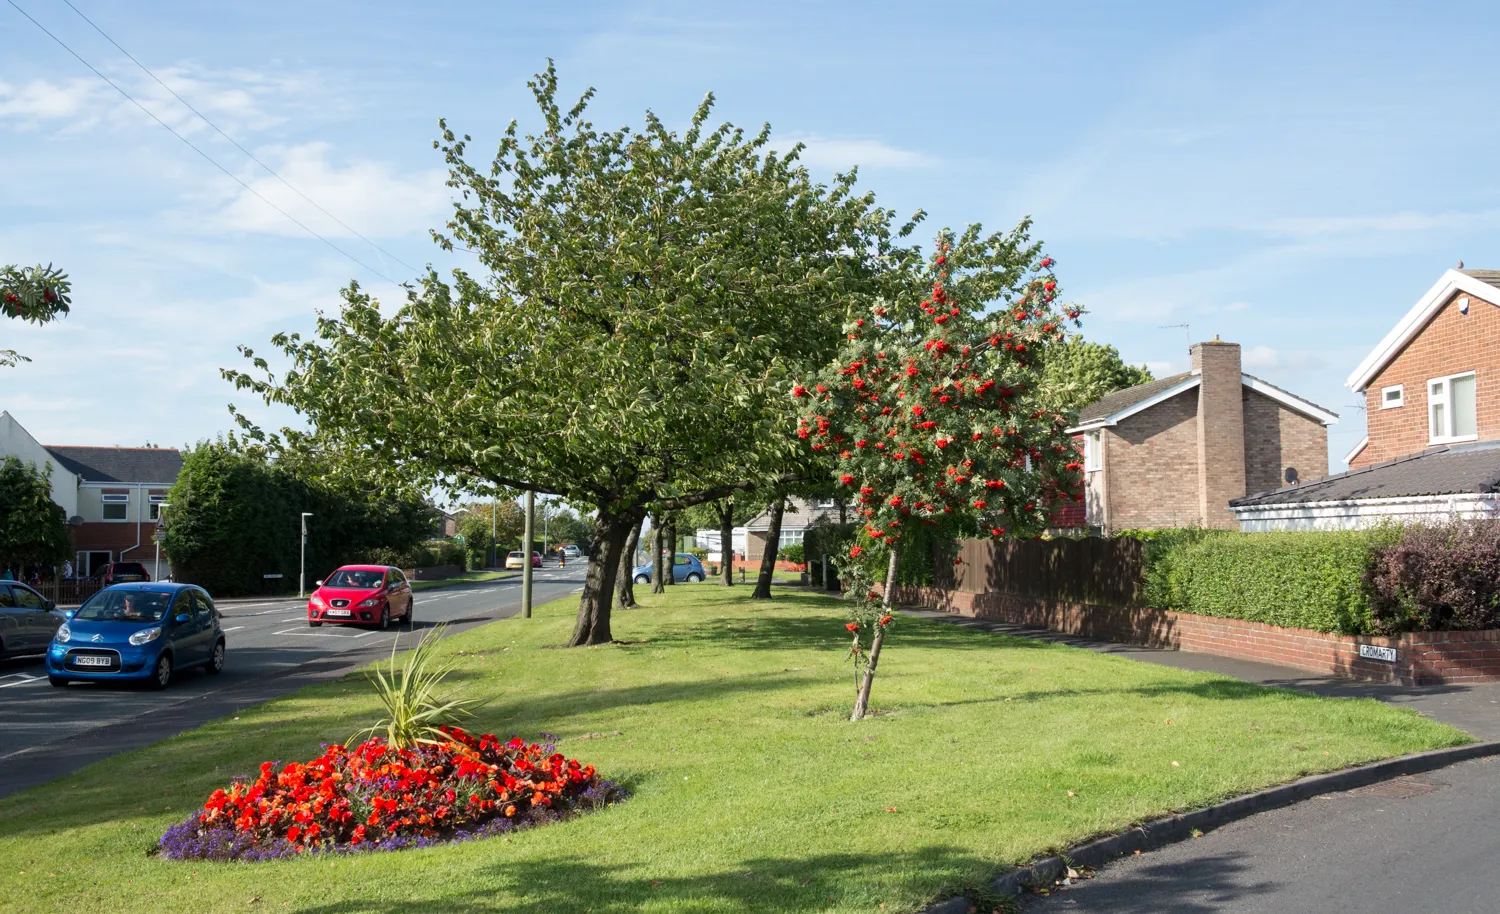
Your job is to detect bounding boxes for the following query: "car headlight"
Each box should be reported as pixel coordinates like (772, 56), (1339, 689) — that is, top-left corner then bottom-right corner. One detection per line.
(357, 597), (381, 607)
(129, 626), (163, 646)
(310, 594), (325, 607)
(55, 623), (71, 643)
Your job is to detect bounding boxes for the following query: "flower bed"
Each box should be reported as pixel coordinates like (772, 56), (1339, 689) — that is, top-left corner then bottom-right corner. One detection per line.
(159, 727), (620, 861)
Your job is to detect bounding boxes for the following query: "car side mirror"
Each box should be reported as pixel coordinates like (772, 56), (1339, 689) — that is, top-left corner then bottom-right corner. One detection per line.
(315, 580), (323, 587)
(175, 613), (191, 624)
(44, 599), (56, 610)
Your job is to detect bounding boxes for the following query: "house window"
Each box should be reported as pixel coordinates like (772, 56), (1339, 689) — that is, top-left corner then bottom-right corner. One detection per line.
(1428, 372), (1477, 443)
(1083, 431), (1102, 472)
(101, 493), (129, 521)
(778, 528), (805, 548)
(148, 494), (167, 521)
(1380, 385), (1404, 409)
(812, 498), (835, 509)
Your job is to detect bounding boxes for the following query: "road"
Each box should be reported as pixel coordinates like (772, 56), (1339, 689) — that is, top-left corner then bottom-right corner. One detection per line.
(1021, 755), (1500, 914)
(0, 566), (586, 799)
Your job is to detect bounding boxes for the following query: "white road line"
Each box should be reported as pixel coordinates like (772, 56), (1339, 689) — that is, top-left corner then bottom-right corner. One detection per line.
(571, 588), (584, 594)
(0, 674), (44, 689)
(272, 628), (386, 639)
(222, 626), (244, 632)
(254, 608), (292, 615)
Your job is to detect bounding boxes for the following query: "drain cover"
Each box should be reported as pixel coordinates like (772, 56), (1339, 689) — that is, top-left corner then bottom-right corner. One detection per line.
(1349, 776), (1447, 799)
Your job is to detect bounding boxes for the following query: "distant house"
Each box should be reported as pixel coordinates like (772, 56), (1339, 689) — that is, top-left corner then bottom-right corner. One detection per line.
(0, 411), (183, 575)
(1234, 268), (1500, 530)
(742, 497), (848, 563)
(1066, 340), (1337, 532)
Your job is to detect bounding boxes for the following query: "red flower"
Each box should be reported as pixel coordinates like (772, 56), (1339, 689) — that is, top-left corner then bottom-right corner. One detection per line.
(846, 622), (860, 632)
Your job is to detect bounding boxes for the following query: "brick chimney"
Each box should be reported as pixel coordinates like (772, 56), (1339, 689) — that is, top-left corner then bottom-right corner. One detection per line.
(1191, 338), (1245, 529)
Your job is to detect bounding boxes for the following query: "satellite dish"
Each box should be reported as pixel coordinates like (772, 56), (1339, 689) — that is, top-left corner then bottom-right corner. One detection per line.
(1284, 467), (1299, 484)
(67, 515), (85, 526)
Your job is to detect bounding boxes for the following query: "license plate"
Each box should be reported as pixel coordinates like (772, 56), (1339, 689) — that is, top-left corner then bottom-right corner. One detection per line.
(327, 609), (351, 617)
(73, 655), (112, 667)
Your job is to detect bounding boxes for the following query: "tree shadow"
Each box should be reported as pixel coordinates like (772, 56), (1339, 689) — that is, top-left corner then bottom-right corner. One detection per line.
(1021, 852), (1280, 913)
(288, 845), (1004, 914)
(643, 612), (1050, 654)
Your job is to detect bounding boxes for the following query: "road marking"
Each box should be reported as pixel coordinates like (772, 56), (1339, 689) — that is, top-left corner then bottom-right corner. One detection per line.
(222, 626), (244, 632)
(572, 588), (584, 594)
(0, 673), (44, 689)
(272, 628), (385, 638)
(254, 608), (293, 615)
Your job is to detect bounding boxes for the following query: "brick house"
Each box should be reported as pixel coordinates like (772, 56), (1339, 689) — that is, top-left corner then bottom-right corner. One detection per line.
(1233, 268), (1500, 530)
(742, 497), (847, 564)
(1066, 340), (1337, 532)
(0, 411), (182, 576)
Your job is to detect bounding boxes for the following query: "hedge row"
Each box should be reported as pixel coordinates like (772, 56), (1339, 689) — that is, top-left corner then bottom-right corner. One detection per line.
(1127, 521), (1500, 635)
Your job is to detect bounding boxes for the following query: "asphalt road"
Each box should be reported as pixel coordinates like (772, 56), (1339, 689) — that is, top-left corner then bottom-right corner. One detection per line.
(0, 566), (587, 799)
(1021, 755), (1500, 914)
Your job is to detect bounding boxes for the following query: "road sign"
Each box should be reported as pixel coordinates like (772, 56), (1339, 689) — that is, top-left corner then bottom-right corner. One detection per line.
(1358, 643), (1397, 663)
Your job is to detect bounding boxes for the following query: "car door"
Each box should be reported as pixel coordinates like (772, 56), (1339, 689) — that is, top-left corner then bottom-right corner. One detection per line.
(192, 588), (219, 655)
(672, 555), (691, 582)
(0, 585), (26, 654)
(169, 591), (209, 666)
(388, 569), (412, 617)
(9, 583), (57, 650)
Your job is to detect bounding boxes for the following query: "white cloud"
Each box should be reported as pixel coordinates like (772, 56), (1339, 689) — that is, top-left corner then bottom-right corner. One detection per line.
(785, 135), (937, 171)
(0, 78), (105, 119)
(210, 143), (447, 240)
(1242, 345), (1279, 369)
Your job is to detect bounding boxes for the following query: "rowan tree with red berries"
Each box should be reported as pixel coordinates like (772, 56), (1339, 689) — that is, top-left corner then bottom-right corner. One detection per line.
(795, 221), (1083, 720)
(1, 263), (71, 368)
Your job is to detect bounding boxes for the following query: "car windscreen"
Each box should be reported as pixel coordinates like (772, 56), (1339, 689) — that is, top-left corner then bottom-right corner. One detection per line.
(508, 552), (524, 558)
(114, 563), (148, 575)
(323, 570), (385, 589)
(74, 590), (173, 623)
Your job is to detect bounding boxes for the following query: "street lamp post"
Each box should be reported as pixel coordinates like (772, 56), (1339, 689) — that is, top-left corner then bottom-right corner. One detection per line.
(299, 512), (314, 598)
(522, 492), (534, 619)
(153, 502), (171, 582)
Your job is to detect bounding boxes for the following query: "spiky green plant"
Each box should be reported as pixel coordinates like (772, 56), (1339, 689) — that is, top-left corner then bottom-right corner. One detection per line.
(349, 624), (488, 749)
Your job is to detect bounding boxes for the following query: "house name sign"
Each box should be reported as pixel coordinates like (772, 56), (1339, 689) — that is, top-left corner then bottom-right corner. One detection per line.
(1358, 644), (1398, 663)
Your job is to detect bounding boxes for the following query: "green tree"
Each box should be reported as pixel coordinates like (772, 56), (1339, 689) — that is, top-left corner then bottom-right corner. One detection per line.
(801, 227), (1082, 719)
(2, 263), (71, 367)
(226, 63), (918, 646)
(1037, 333), (1153, 420)
(0, 456), (69, 571)
(679, 494), (765, 585)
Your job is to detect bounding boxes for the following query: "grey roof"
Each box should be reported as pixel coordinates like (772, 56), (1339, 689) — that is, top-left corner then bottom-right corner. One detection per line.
(1075, 371), (1195, 425)
(1460, 269), (1500, 290)
(43, 446), (183, 484)
(744, 496), (844, 531)
(1232, 440), (1500, 507)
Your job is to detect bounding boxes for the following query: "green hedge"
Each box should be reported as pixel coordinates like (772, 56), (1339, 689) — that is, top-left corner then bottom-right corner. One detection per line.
(1128, 527), (1401, 635)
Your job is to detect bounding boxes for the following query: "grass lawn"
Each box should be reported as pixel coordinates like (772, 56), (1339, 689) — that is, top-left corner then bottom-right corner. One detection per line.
(0, 586), (1467, 914)
(411, 569), (516, 592)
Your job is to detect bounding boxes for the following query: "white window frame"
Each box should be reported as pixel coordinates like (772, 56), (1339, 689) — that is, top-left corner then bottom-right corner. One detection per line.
(101, 493), (130, 522)
(1380, 385), (1404, 410)
(1083, 431), (1102, 472)
(778, 528), (805, 548)
(1428, 371), (1478, 444)
(148, 494), (167, 521)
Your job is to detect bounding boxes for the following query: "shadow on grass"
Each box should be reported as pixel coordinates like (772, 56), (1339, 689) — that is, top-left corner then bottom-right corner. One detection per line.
(1020, 852), (1279, 913)
(289, 846), (1008, 914)
(643, 611), (1051, 655)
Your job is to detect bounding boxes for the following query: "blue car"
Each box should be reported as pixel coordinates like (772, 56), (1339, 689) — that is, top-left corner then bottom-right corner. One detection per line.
(46, 583), (225, 689)
(631, 553), (706, 584)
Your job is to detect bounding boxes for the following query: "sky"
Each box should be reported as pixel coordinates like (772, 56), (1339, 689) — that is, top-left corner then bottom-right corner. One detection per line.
(4, 0), (1499, 473)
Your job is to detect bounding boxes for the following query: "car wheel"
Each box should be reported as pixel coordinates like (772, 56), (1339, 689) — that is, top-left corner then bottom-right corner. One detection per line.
(404, 603), (416, 628)
(686, 573), (703, 583)
(49, 675), (68, 688)
(634, 574), (649, 584)
(378, 604), (390, 631)
(151, 653), (173, 690)
(308, 621), (322, 628)
(206, 640), (225, 675)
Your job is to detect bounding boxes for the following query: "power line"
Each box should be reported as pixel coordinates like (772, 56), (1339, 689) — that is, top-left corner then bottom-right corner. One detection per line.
(59, 0), (420, 277)
(5, 0), (398, 285)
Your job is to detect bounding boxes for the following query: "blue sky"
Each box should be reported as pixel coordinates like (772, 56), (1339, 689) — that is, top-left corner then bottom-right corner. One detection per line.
(4, 0), (1497, 472)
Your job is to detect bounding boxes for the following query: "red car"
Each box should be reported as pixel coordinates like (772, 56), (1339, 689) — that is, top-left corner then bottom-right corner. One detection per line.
(92, 562), (151, 585)
(307, 565), (414, 630)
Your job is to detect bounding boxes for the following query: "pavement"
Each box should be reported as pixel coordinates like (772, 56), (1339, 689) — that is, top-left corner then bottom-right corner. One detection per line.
(906, 609), (1500, 914)
(0, 565), (587, 799)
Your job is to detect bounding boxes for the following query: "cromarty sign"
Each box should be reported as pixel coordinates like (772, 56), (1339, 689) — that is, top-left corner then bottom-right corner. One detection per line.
(1358, 643), (1397, 663)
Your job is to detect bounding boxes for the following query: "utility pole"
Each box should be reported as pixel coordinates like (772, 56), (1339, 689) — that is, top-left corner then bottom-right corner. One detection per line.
(490, 495), (497, 569)
(299, 512), (314, 598)
(153, 502), (171, 583)
(522, 491), (534, 619)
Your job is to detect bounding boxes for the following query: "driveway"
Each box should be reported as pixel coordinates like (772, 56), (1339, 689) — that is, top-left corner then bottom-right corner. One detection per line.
(0, 567), (585, 798)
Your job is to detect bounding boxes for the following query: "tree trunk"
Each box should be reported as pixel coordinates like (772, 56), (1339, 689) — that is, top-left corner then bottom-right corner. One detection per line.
(616, 517), (643, 609)
(718, 501), (734, 586)
(664, 519), (677, 586)
(851, 548), (900, 720)
(650, 515), (666, 595)
(566, 509), (638, 647)
(751, 498), (784, 600)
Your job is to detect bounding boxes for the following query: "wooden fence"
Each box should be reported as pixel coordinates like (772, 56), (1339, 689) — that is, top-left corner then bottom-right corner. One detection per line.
(28, 577), (107, 607)
(932, 536), (1144, 607)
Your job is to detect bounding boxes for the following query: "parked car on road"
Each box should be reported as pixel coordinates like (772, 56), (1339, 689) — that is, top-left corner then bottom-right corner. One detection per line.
(45, 583), (224, 689)
(307, 565), (413, 630)
(631, 553), (706, 584)
(0, 581), (66, 659)
(91, 562), (151, 585)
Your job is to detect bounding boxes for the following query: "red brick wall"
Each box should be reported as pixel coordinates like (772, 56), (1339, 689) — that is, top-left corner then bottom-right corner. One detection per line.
(72, 522), (157, 558)
(890, 585), (1500, 686)
(1356, 288), (1500, 467)
(1104, 387), (1200, 529)
(1242, 389), (1328, 494)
